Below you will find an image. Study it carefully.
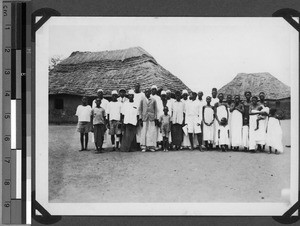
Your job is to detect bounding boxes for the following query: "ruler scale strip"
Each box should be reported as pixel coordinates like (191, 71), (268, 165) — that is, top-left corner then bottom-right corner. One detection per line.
(2, 2), (12, 224)
(2, 1), (29, 224)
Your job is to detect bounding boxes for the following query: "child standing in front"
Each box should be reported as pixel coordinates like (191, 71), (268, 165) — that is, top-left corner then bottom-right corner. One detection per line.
(75, 96), (92, 151)
(159, 106), (172, 152)
(266, 108), (283, 154)
(91, 98), (106, 154)
(218, 117), (230, 152)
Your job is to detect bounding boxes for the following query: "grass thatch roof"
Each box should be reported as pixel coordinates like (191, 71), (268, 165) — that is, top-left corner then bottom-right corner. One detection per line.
(49, 47), (190, 96)
(218, 73), (290, 100)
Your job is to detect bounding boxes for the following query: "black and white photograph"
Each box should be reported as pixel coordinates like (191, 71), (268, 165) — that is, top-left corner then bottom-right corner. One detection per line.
(35, 17), (298, 215)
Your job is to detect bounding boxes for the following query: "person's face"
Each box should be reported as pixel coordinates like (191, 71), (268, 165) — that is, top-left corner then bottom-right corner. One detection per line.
(97, 91), (103, 98)
(151, 88), (157, 95)
(259, 93), (265, 101)
(128, 94), (134, 101)
(182, 93), (188, 100)
(135, 84), (140, 93)
(252, 98), (258, 105)
(166, 92), (171, 99)
(245, 92), (251, 100)
(82, 97), (88, 105)
(218, 94), (224, 102)
(161, 94), (167, 100)
(244, 118), (248, 124)
(119, 90), (126, 98)
(227, 95), (232, 102)
(163, 108), (168, 114)
(198, 92), (203, 99)
(189, 93), (193, 100)
(234, 96), (240, 104)
(112, 94), (118, 100)
(96, 98), (101, 107)
(145, 90), (151, 98)
(212, 90), (217, 98)
(206, 97), (211, 104)
(175, 93), (181, 101)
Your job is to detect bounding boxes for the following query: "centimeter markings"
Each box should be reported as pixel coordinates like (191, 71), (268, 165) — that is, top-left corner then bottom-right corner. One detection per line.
(2, 2), (12, 224)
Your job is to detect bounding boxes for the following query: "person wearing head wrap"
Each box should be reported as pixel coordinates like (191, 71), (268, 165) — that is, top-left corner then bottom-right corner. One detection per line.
(92, 89), (109, 110)
(120, 89), (139, 152)
(107, 90), (122, 151)
(117, 88), (129, 103)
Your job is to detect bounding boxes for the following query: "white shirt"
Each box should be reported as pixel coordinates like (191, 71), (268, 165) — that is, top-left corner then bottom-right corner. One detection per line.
(185, 100), (202, 122)
(172, 100), (185, 124)
(121, 102), (138, 125)
(75, 105), (92, 122)
(92, 98), (109, 111)
(107, 101), (122, 121)
(117, 96), (129, 103)
(152, 94), (163, 118)
(211, 97), (219, 106)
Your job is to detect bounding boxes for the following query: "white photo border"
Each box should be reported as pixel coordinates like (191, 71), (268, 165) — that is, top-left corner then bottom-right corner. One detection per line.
(35, 17), (299, 216)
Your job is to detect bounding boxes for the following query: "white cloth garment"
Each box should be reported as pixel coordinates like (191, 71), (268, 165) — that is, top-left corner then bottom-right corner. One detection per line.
(107, 101), (122, 121)
(140, 120), (157, 148)
(230, 109), (243, 147)
(75, 105), (92, 122)
(203, 107), (214, 142)
(242, 125), (249, 148)
(218, 125), (230, 145)
(266, 117), (283, 153)
(121, 102), (138, 125)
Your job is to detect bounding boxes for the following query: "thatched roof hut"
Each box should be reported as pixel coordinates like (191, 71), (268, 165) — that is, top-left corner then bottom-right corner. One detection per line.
(49, 47), (190, 96)
(218, 72), (290, 100)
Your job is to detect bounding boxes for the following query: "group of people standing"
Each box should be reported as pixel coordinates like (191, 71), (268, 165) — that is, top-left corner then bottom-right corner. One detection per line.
(75, 83), (284, 154)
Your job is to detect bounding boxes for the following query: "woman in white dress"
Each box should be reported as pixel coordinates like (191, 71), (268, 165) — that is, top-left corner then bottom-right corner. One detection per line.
(229, 95), (244, 151)
(266, 108), (283, 154)
(248, 96), (266, 153)
(213, 93), (229, 148)
(202, 96), (215, 150)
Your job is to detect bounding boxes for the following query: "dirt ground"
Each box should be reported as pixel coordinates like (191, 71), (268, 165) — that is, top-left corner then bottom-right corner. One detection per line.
(49, 120), (290, 203)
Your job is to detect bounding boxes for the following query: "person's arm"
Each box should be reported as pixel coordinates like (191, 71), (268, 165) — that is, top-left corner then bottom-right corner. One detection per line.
(227, 128), (230, 138)
(229, 103), (235, 113)
(90, 110), (94, 132)
(182, 112), (186, 126)
(202, 106), (207, 126)
(218, 129), (220, 139)
(214, 104), (220, 124)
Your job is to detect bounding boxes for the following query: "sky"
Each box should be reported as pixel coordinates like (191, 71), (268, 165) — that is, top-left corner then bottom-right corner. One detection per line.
(47, 17), (298, 96)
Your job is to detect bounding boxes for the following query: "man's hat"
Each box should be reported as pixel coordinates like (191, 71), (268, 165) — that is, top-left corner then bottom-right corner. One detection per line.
(182, 89), (188, 94)
(97, 89), (103, 93)
(128, 89), (134, 95)
(111, 90), (118, 95)
(151, 85), (158, 90)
